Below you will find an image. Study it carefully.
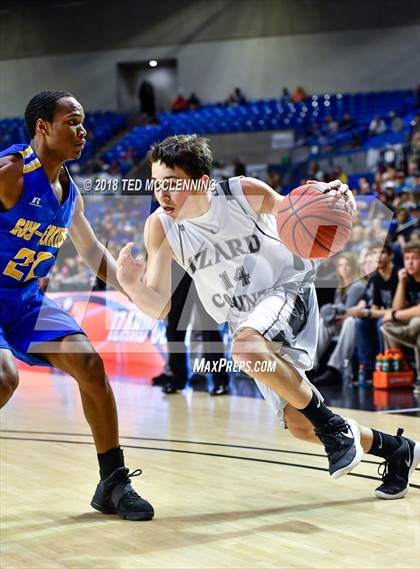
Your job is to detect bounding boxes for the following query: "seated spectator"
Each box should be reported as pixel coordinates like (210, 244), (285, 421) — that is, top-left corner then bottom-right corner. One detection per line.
(308, 161), (324, 181)
(339, 112), (355, 131)
(312, 253), (366, 386)
(171, 92), (189, 113)
(408, 131), (420, 164)
(50, 257), (92, 291)
(360, 249), (377, 277)
(188, 92), (201, 110)
(358, 176), (372, 195)
(392, 207), (411, 229)
(120, 146), (137, 171)
(404, 160), (419, 190)
(324, 115), (339, 134)
(233, 157), (246, 177)
(109, 160), (121, 176)
(334, 165), (348, 185)
(291, 86), (307, 103)
(389, 111), (404, 133)
(267, 171), (282, 193)
(280, 87), (291, 105)
(395, 192), (417, 212)
(226, 87), (246, 106)
(369, 116), (387, 136)
(348, 224), (369, 256)
(381, 181), (396, 203)
(382, 240), (420, 383)
(348, 242), (399, 380)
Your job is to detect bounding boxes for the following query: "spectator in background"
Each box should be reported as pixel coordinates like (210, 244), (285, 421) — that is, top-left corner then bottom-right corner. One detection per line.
(171, 92), (189, 113)
(382, 240), (420, 383)
(233, 157), (246, 177)
(381, 181), (396, 204)
(153, 263), (230, 395)
(411, 228), (420, 242)
(188, 93), (201, 110)
(138, 80), (156, 118)
(267, 171), (282, 193)
(109, 161), (121, 176)
(348, 242), (399, 380)
(227, 87), (246, 106)
(361, 250), (377, 278)
(409, 131), (420, 165)
(369, 116), (387, 136)
(291, 86), (307, 103)
(280, 88), (291, 105)
(312, 253), (366, 386)
(324, 115), (339, 134)
(50, 257), (92, 291)
(389, 111), (404, 133)
(308, 161), (323, 181)
(339, 112), (355, 131)
(358, 176), (372, 195)
(410, 112), (420, 136)
(404, 160), (419, 190)
(395, 192), (417, 212)
(120, 146), (137, 171)
(334, 165), (348, 185)
(348, 224), (369, 256)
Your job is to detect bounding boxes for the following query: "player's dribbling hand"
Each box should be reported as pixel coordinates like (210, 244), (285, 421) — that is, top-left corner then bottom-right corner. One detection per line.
(117, 242), (146, 289)
(306, 179), (357, 215)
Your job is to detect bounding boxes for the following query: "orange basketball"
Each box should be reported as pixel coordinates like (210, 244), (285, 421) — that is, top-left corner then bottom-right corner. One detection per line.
(276, 184), (353, 259)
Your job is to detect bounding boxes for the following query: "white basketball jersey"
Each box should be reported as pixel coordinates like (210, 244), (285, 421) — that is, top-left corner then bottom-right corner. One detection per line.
(156, 176), (317, 324)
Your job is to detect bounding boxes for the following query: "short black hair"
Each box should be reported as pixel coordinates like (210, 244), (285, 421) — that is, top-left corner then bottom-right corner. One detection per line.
(370, 240), (393, 255)
(147, 134), (213, 178)
(24, 90), (74, 138)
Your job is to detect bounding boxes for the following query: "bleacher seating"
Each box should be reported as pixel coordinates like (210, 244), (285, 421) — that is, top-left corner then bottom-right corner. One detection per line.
(101, 89), (416, 173)
(0, 111), (125, 164)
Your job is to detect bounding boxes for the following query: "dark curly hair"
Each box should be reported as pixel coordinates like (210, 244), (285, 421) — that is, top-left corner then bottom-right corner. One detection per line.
(24, 90), (74, 138)
(147, 134), (213, 178)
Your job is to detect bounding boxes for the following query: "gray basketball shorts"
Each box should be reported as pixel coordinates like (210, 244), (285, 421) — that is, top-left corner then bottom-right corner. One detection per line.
(229, 284), (323, 427)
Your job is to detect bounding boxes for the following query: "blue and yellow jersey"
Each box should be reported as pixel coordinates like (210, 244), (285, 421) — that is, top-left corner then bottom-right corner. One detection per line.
(0, 144), (77, 289)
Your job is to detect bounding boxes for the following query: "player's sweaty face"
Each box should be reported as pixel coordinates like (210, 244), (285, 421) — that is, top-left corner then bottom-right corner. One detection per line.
(46, 97), (86, 161)
(151, 161), (207, 220)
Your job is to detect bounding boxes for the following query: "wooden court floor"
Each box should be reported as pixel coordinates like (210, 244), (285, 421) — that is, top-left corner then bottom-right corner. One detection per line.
(1, 368), (419, 569)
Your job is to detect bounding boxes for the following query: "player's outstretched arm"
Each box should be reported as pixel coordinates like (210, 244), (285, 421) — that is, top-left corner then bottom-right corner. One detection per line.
(117, 214), (172, 321)
(70, 187), (123, 292)
(240, 177), (356, 217)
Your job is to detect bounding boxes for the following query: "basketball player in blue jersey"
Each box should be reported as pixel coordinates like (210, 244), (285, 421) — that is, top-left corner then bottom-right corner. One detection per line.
(0, 91), (154, 521)
(117, 135), (420, 500)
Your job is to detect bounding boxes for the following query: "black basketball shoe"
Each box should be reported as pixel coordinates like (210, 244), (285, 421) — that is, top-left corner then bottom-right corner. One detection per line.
(375, 428), (420, 500)
(91, 467), (154, 521)
(315, 416), (363, 479)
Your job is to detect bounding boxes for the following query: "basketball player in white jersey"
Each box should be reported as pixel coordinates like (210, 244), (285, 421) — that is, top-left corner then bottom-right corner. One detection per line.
(117, 135), (419, 499)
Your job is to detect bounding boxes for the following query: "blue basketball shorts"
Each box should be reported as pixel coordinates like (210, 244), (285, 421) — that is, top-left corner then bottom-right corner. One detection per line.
(0, 282), (84, 366)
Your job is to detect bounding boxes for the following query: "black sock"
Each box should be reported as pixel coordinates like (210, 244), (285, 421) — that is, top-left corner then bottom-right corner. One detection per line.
(299, 391), (336, 429)
(98, 447), (125, 480)
(368, 429), (401, 459)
